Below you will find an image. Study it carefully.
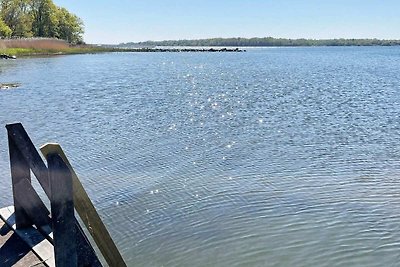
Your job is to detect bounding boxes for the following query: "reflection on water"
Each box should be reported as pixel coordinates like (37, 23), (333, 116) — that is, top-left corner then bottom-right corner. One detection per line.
(1, 47), (400, 266)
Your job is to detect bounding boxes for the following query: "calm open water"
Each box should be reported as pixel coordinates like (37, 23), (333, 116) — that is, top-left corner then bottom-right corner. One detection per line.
(1, 47), (400, 266)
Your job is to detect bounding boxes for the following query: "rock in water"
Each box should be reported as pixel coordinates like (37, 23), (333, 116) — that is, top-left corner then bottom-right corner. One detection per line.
(0, 54), (16, 59)
(0, 83), (20, 90)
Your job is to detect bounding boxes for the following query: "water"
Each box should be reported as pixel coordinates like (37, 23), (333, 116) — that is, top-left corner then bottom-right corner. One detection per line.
(1, 47), (400, 266)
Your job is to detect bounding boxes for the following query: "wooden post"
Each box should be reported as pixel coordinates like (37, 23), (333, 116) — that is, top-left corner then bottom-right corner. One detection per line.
(47, 153), (78, 267)
(6, 123), (51, 197)
(8, 132), (32, 228)
(41, 143), (127, 267)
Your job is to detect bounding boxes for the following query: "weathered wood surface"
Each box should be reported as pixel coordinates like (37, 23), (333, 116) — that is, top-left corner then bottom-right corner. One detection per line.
(0, 206), (55, 267)
(41, 143), (127, 267)
(0, 218), (46, 267)
(1, 205), (100, 267)
(48, 153), (77, 267)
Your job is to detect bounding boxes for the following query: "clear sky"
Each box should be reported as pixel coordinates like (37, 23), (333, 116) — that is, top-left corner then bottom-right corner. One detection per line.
(54, 0), (400, 44)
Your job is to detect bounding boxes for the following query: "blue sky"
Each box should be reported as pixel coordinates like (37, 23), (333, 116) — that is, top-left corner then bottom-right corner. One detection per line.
(54, 0), (400, 44)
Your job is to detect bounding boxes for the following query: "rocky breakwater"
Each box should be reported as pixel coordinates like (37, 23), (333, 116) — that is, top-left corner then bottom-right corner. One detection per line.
(124, 47), (246, 52)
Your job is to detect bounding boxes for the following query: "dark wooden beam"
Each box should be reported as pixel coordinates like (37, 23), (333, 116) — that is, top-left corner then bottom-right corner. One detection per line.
(6, 123), (51, 198)
(41, 143), (126, 267)
(48, 153), (77, 267)
(47, 153), (102, 267)
(8, 134), (32, 229)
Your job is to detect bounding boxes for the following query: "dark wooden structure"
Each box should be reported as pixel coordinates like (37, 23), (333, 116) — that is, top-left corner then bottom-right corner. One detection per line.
(0, 123), (126, 267)
(0, 211), (47, 267)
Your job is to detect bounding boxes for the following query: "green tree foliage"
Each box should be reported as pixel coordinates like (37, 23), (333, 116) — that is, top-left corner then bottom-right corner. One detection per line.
(30, 0), (58, 38)
(0, 17), (12, 36)
(0, 0), (33, 37)
(0, 0), (84, 43)
(56, 7), (83, 44)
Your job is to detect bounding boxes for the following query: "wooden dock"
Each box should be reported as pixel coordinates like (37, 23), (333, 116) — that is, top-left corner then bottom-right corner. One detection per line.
(0, 206), (52, 266)
(1, 219), (44, 267)
(0, 123), (127, 267)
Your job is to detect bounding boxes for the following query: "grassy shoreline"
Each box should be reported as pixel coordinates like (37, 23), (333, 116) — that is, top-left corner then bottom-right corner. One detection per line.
(0, 47), (128, 57)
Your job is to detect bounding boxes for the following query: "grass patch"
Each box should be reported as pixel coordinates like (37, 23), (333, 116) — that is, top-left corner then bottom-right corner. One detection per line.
(0, 47), (122, 57)
(0, 38), (126, 57)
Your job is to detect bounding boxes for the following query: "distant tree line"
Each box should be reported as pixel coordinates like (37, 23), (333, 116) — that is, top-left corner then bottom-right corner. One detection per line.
(0, 0), (84, 44)
(122, 37), (400, 47)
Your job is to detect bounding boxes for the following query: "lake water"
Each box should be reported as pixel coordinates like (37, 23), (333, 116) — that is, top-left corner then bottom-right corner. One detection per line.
(1, 47), (400, 266)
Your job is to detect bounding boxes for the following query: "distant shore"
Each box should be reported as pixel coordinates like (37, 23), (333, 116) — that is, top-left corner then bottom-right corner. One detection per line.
(121, 37), (400, 47)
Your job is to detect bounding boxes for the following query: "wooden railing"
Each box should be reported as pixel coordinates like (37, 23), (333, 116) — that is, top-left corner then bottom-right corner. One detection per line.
(6, 123), (126, 267)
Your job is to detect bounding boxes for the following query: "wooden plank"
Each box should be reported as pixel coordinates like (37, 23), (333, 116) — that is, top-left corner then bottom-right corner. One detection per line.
(8, 135), (32, 228)
(14, 178), (51, 227)
(0, 206), (55, 267)
(0, 218), (46, 267)
(47, 153), (77, 267)
(6, 123), (51, 198)
(41, 143), (127, 267)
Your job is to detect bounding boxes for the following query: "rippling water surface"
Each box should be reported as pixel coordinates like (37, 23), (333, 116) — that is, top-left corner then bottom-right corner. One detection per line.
(1, 47), (400, 266)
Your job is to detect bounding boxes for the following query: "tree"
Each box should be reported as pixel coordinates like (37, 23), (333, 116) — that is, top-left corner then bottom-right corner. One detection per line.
(29, 0), (59, 37)
(0, 0), (33, 37)
(56, 7), (83, 44)
(0, 0), (85, 43)
(0, 17), (12, 37)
